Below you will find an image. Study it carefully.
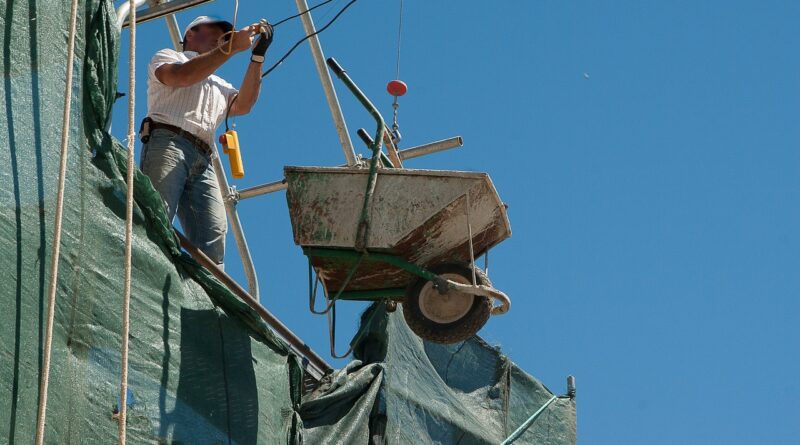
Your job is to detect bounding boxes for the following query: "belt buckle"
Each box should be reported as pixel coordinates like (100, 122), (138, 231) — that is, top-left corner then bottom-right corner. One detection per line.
(185, 132), (203, 153)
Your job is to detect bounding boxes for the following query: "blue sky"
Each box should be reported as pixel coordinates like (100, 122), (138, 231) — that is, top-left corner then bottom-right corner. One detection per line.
(113, 1), (800, 443)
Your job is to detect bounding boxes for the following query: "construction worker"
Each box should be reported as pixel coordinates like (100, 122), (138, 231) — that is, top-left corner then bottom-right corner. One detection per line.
(139, 16), (273, 267)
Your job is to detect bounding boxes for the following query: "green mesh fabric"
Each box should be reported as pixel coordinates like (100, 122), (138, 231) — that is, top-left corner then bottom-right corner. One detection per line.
(0, 1), (575, 443)
(0, 1), (301, 443)
(301, 304), (576, 444)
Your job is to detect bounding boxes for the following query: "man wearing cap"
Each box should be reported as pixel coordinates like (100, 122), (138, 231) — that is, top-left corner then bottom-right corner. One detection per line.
(140, 16), (273, 267)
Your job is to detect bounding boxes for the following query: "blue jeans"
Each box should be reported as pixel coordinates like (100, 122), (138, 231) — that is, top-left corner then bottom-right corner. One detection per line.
(140, 128), (227, 264)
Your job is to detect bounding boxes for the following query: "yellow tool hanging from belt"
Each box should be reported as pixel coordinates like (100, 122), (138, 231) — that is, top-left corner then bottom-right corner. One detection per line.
(219, 129), (244, 179)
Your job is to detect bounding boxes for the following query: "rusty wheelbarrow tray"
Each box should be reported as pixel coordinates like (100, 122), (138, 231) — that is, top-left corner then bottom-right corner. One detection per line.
(286, 166), (511, 293)
(286, 166), (512, 345)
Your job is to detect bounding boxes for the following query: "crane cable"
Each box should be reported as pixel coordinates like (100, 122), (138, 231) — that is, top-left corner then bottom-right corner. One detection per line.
(391, 0), (404, 134)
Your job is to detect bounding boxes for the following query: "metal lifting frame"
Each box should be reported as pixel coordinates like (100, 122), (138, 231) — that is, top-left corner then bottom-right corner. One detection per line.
(114, 0), (466, 318)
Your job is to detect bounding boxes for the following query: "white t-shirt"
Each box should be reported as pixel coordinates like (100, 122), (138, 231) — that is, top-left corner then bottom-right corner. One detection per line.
(146, 49), (238, 146)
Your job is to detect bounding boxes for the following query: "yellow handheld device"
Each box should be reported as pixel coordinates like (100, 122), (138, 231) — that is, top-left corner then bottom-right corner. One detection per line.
(219, 130), (244, 179)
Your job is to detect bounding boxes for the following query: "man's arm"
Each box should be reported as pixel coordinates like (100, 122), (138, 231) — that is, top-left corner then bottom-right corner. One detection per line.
(229, 61), (262, 116)
(230, 26), (273, 116)
(156, 48), (232, 88)
(155, 26), (256, 88)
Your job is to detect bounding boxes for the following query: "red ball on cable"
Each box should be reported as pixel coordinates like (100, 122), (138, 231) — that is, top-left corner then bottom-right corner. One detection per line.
(387, 80), (407, 97)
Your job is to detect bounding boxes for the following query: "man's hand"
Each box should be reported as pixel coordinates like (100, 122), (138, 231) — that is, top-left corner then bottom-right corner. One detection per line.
(225, 25), (258, 54)
(251, 23), (274, 63)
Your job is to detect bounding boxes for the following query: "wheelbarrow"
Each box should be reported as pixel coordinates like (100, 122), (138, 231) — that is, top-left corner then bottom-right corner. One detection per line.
(285, 58), (513, 351)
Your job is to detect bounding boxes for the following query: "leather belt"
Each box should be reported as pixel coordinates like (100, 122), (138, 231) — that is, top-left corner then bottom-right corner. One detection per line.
(149, 121), (213, 157)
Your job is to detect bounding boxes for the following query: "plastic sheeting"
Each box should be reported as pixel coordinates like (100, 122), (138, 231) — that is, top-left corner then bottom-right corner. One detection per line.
(302, 304), (576, 444)
(0, 1), (302, 443)
(0, 1), (576, 443)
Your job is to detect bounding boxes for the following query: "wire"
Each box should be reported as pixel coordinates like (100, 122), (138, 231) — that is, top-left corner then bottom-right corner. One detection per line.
(225, 93), (238, 131)
(272, 0), (335, 27)
(312, 0), (345, 25)
(395, 0), (403, 79)
(390, 0), (404, 135)
(217, 0), (335, 59)
(225, 0), (358, 131)
(261, 0), (358, 79)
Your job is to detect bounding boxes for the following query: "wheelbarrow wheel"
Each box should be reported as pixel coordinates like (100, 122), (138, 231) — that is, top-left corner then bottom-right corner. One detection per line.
(403, 263), (492, 344)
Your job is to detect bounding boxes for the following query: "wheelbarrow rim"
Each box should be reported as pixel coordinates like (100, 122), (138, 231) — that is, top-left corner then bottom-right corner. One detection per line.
(418, 272), (476, 324)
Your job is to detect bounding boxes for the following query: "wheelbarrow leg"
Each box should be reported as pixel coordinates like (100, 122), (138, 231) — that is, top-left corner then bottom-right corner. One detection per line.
(308, 255), (366, 315)
(325, 291), (387, 359)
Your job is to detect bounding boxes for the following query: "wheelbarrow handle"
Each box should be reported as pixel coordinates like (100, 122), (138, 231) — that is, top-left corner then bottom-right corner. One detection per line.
(325, 57), (390, 249)
(326, 57), (345, 77)
(445, 280), (512, 315)
(326, 57), (386, 159)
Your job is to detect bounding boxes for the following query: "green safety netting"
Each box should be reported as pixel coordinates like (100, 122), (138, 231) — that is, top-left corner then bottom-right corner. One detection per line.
(301, 304), (576, 444)
(0, 1), (576, 443)
(1, 1), (302, 443)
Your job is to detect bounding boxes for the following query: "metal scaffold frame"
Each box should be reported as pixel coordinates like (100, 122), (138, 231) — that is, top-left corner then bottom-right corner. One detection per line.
(114, 0), (464, 369)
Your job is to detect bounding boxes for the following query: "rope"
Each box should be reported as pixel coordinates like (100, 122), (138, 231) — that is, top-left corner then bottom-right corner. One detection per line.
(466, 191), (477, 286)
(118, 0), (137, 442)
(219, 0), (239, 56)
(34, 0), (80, 443)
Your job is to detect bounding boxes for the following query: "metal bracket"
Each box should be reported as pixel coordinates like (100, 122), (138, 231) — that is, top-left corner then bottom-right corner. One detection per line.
(433, 275), (450, 295)
(226, 185), (240, 205)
